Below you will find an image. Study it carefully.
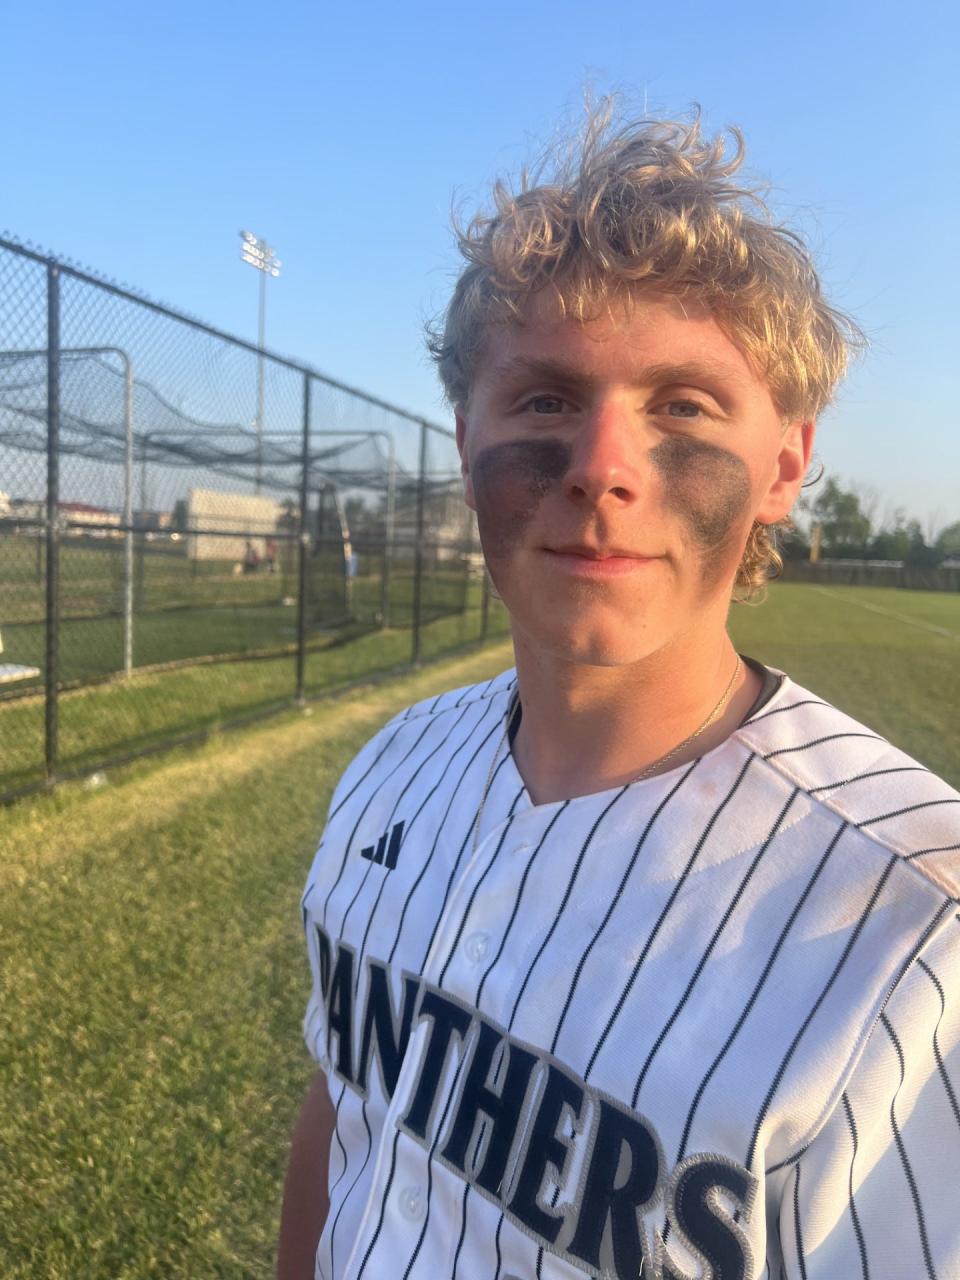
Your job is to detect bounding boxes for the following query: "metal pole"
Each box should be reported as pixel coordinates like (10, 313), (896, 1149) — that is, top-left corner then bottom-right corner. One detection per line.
(140, 430), (150, 517)
(44, 262), (61, 785)
(411, 420), (428, 666)
(255, 268), (265, 495)
(332, 486), (354, 618)
(380, 435), (396, 628)
(122, 354), (134, 675)
(295, 374), (311, 704)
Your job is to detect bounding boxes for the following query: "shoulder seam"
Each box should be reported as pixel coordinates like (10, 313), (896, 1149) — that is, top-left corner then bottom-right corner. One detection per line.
(736, 735), (959, 903)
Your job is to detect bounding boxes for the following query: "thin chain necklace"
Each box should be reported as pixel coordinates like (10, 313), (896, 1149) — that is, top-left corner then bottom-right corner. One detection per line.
(633, 653), (742, 781)
(471, 655), (742, 854)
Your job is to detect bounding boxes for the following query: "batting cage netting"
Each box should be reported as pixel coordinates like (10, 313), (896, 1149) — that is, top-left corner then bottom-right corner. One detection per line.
(0, 236), (506, 802)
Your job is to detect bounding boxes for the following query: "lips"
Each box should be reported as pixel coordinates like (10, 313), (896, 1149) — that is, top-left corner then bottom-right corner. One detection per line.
(546, 545), (651, 560)
(540, 545), (660, 577)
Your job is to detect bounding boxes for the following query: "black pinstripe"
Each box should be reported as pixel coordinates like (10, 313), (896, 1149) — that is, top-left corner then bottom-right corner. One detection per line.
(917, 958), (960, 1133)
(881, 1011), (938, 1280)
(324, 1076), (350, 1230)
(326, 676), (502, 830)
(354, 1112), (404, 1279)
(328, 1081), (375, 1275)
(793, 1162), (808, 1280)
(807, 766), (929, 796)
(906, 842), (960, 861)
(437, 817), (519, 988)
(584, 752), (757, 1083)
(763, 732), (883, 761)
(766, 1148), (807, 1177)
(325, 719), (411, 823)
(391, 783), (525, 1280)
(745, 854), (899, 1171)
(841, 1091), (871, 1280)
(397, 1037), (476, 1279)
(528, 761), (750, 1278)
(330, 701), (507, 1275)
(493, 1212), (505, 1278)
(455, 790), (624, 1277)
(332, 703), (508, 1261)
(507, 786), (630, 1030)
(632, 787), (801, 1109)
(475, 803), (570, 1007)
(746, 698), (829, 724)
(385, 707), (504, 966)
(351, 698), (500, 1001)
(676, 820), (849, 1162)
(548, 761), (698, 1057)
(418, 759), (519, 974)
(857, 798), (960, 828)
(322, 713), (442, 927)
(451, 1180), (471, 1277)
(304, 674), (960, 1279)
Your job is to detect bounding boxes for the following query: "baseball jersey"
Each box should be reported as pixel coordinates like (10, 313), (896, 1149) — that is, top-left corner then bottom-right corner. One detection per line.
(300, 665), (960, 1280)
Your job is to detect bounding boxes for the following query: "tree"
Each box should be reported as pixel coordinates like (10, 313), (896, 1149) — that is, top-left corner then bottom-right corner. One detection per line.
(903, 519), (941, 568)
(811, 477), (872, 557)
(936, 520), (960, 560)
(869, 508), (911, 562)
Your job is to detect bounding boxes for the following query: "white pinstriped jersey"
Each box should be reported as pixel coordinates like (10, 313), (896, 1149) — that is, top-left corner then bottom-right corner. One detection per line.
(300, 666), (960, 1280)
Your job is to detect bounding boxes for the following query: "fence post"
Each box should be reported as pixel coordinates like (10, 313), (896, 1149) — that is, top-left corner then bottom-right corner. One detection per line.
(380, 435), (396, 629)
(44, 262), (61, 785)
(122, 354), (134, 675)
(411, 420), (428, 666)
(295, 373), (311, 704)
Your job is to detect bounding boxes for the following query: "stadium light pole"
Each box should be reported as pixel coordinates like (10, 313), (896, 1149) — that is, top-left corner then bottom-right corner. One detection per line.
(239, 230), (281, 495)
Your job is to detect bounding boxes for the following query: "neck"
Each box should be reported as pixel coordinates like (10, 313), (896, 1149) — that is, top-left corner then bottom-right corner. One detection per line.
(510, 627), (759, 805)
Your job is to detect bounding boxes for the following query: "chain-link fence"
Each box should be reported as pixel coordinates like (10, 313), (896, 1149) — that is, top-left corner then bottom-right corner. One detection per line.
(0, 237), (508, 802)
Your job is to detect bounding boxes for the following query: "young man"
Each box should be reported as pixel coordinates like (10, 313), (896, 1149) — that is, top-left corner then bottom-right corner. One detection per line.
(278, 112), (959, 1280)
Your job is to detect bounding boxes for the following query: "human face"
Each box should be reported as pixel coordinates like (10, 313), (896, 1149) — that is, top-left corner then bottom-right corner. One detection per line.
(456, 295), (813, 668)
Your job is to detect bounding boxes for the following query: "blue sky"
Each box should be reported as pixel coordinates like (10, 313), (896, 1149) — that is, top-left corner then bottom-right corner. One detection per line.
(3, 0), (957, 525)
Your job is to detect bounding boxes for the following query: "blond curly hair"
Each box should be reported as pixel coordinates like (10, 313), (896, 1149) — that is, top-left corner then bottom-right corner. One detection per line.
(428, 103), (863, 597)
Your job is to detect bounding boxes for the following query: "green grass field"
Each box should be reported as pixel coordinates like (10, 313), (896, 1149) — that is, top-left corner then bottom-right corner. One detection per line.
(1, 583), (958, 1278)
(727, 583), (960, 786)
(0, 560), (491, 798)
(0, 644), (517, 1280)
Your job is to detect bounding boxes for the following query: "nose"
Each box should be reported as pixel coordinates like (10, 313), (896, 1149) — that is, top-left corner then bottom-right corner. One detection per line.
(563, 394), (642, 507)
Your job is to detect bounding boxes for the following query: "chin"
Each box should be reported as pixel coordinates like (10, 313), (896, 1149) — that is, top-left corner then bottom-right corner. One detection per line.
(514, 614), (663, 670)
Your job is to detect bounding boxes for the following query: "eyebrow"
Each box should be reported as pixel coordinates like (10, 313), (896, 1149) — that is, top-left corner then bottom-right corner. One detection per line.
(491, 355), (751, 393)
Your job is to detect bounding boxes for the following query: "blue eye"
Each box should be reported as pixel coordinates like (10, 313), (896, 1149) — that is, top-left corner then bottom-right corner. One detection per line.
(528, 395), (566, 414)
(665, 400), (702, 418)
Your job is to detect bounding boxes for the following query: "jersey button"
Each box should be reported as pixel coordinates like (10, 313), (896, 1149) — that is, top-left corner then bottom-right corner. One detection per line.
(464, 930), (491, 964)
(398, 1184), (425, 1221)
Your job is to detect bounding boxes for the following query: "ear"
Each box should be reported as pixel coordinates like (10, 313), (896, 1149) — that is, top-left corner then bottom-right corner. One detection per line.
(455, 410), (477, 511)
(754, 419), (815, 525)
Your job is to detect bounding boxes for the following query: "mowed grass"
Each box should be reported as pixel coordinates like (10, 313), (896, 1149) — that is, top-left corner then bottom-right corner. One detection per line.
(1, 583), (958, 1279)
(0, 587), (506, 799)
(728, 583), (960, 787)
(0, 641), (516, 1280)
(0, 559), (468, 689)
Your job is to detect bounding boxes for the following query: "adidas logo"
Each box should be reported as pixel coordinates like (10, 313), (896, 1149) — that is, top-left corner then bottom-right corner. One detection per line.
(360, 820), (405, 869)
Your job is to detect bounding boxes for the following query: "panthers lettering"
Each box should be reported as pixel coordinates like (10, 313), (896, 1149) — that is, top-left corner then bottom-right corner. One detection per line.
(300, 670), (960, 1279)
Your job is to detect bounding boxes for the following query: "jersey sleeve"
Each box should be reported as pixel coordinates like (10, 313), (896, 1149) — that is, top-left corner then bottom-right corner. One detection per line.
(778, 916), (960, 1278)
